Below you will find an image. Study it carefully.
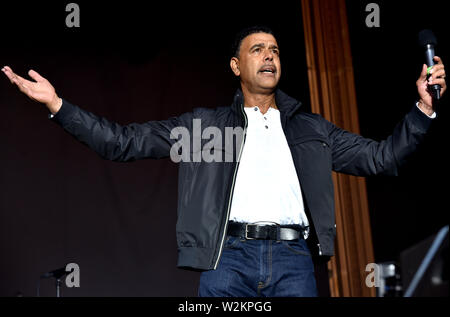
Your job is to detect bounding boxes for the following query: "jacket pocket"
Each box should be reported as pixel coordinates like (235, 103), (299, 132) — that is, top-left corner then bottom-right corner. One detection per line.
(287, 134), (330, 148)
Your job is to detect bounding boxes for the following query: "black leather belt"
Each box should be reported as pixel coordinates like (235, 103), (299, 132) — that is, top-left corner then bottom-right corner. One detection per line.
(227, 221), (305, 241)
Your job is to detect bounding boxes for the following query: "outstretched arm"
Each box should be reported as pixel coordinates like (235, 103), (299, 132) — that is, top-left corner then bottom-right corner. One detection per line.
(328, 58), (446, 176)
(1, 66), (190, 162)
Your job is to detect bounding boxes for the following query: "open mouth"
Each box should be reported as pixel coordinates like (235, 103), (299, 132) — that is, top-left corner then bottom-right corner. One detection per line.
(258, 65), (277, 75)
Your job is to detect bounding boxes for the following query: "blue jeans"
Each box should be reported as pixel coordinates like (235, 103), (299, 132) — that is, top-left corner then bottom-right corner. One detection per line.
(198, 235), (318, 297)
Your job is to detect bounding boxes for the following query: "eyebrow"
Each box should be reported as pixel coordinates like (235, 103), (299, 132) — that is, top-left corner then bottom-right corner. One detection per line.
(249, 43), (279, 51)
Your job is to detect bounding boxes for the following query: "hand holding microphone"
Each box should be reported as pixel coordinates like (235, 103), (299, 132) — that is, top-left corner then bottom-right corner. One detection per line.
(418, 29), (444, 100)
(416, 30), (446, 116)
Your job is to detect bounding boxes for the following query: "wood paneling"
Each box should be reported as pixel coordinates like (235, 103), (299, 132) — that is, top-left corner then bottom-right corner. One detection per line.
(301, 0), (376, 297)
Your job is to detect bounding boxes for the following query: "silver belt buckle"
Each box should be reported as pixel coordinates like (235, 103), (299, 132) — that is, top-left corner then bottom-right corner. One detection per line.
(245, 221), (278, 240)
(245, 223), (255, 240)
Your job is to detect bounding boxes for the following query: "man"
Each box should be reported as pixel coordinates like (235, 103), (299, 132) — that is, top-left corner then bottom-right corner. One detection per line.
(2, 26), (446, 297)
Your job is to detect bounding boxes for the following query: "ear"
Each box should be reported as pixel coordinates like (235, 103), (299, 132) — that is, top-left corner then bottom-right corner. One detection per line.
(230, 57), (240, 76)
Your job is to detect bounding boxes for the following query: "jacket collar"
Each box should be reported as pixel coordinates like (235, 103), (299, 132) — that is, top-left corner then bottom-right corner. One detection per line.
(231, 88), (302, 118)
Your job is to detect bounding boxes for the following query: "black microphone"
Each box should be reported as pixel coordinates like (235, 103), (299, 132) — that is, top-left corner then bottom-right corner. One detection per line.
(40, 267), (67, 279)
(418, 29), (441, 100)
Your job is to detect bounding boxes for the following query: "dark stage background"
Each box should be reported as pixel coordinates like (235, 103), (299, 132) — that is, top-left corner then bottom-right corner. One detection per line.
(0, 1), (448, 296)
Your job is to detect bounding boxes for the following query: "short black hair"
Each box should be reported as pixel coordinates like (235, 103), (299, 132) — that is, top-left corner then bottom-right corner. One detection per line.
(231, 25), (276, 58)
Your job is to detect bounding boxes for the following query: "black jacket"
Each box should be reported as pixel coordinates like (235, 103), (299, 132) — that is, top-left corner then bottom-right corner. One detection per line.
(50, 89), (433, 270)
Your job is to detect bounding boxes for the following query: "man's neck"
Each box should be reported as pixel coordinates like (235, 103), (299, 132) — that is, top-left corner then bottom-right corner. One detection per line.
(241, 86), (277, 115)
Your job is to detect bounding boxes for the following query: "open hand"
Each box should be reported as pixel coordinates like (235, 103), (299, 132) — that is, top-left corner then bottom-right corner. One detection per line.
(1, 66), (62, 114)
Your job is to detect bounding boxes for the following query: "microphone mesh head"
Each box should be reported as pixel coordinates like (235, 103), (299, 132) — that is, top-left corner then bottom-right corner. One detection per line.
(418, 29), (437, 46)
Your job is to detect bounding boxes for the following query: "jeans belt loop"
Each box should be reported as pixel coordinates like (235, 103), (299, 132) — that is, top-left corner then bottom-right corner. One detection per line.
(276, 226), (281, 242)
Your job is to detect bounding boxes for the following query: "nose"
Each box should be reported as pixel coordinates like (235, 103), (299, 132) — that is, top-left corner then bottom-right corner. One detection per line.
(264, 49), (274, 62)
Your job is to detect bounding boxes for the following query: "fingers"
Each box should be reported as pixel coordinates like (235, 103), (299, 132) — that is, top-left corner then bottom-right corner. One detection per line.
(430, 68), (445, 79)
(419, 57), (446, 86)
(434, 56), (443, 65)
(428, 63), (446, 86)
(2, 66), (16, 83)
(2, 65), (13, 73)
(14, 75), (31, 91)
(428, 59), (447, 95)
(429, 76), (446, 86)
(13, 73), (31, 87)
(2, 66), (44, 84)
(431, 79), (446, 88)
(429, 63), (444, 74)
(28, 69), (45, 82)
(2, 66), (23, 86)
(1, 65), (36, 97)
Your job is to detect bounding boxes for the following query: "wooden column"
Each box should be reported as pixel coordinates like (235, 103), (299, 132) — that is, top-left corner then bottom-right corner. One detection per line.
(301, 0), (376, 297)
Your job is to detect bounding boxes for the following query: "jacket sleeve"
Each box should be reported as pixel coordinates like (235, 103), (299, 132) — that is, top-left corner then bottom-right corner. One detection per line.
(325, 104), (434, 176)
(49, 99), (192, 162)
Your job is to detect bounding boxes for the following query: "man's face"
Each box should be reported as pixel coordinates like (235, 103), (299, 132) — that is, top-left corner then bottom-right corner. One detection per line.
(231, 32), (281, 94)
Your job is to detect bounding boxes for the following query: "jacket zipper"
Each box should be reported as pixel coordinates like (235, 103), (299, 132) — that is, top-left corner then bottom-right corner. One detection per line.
(213, 102), (248, 269)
